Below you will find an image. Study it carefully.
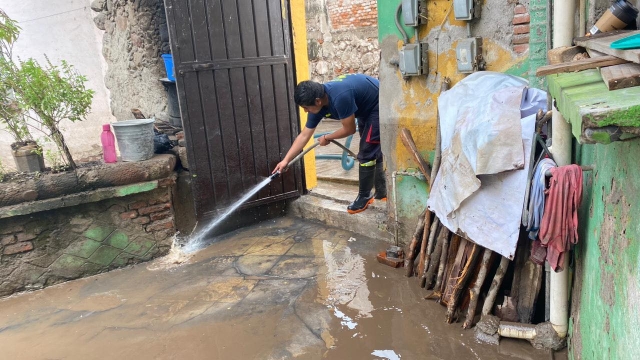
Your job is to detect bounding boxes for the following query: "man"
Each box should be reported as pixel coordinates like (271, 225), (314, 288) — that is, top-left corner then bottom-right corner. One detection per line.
(272, 74), (386, 214)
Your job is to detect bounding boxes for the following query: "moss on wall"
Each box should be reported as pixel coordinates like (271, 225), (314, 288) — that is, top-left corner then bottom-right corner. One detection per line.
(570, 140), (640, 360)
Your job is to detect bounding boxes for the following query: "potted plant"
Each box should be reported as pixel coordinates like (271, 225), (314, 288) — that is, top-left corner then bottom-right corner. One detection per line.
(0, 9), (44, 173)
(0, 9), (94, 172)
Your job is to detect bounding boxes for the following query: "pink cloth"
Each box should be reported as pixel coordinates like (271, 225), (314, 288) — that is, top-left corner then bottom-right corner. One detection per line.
(539, 165), (583, 272)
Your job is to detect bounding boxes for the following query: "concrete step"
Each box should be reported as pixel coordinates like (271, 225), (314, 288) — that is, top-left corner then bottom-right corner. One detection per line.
(287, 182), (394, 243)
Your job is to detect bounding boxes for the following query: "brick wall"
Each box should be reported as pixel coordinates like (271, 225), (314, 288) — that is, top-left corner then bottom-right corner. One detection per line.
(512, 3), (531, 54)
(327, 0), (378, 29)
(306, 0), (379, 82)
(0, 178), (177, 297)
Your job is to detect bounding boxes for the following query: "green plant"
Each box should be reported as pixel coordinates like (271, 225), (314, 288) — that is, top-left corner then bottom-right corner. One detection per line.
(13, 57), (94, 169)
(0, 9), (31, 144)
(0, 10), (94, 170)
(0, 158), (5, 182)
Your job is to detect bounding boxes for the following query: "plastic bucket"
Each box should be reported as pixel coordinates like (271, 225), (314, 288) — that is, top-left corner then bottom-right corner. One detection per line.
(161, 54), (176, 81)
(112, 119), (155, 162)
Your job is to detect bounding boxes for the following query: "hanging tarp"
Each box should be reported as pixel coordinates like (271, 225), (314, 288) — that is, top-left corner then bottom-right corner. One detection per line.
(427, 72), (545, 259)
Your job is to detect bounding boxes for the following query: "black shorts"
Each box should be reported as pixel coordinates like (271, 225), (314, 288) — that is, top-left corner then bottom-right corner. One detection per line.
(357, 111), (383, 163)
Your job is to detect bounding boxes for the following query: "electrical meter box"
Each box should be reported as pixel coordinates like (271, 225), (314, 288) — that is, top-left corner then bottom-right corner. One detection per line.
(402, 0), (419, 27)
(399, 42), (428, 77)
(453, 0), (474, 21)
(456, 37), (484, 73)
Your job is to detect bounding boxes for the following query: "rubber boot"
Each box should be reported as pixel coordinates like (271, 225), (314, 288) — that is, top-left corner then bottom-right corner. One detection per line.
(373, 161), (387, 201)
(347, 163), (375, 214)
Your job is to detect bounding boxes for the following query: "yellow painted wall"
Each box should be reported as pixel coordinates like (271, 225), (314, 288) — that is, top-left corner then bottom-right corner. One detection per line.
(289, 0), (317, 190)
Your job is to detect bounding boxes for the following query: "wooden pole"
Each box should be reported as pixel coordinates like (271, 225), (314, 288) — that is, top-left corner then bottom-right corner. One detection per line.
(420, 218), (440, 288)
(445, 243), (481, 323)
(482, 256), (510, 316)
(463, 249), (493, 329)
(405, 208), (427, 277)
(417, 210), (432, 277)
(400, 128), (431, 184)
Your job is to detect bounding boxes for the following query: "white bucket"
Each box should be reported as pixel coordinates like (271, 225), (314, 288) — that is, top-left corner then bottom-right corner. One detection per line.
(112, 119), (155, 162)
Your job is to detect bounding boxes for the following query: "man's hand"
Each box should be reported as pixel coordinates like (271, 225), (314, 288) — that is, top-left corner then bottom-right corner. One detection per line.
(272, 160), (289, 174)
(318, 134), (331, 146)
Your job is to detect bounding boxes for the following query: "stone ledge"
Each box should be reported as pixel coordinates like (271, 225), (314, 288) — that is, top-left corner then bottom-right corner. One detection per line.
(0, 154), (177, 207)
(0, 175), (176, 219)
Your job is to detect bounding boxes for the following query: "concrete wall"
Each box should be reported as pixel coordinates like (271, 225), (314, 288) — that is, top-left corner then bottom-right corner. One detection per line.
(306, 0), (379, 82)
(568, 2), (640, 359)
(0, 0), (116, 170)
(377, 0), (531, 240)
(570, 141), (640, 360)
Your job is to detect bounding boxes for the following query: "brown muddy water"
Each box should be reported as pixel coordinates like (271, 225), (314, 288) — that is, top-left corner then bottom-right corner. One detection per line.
(0, 217), (564, 360)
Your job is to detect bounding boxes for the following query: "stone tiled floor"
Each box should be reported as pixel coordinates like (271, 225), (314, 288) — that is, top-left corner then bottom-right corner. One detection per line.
(0, 217), (556, 360)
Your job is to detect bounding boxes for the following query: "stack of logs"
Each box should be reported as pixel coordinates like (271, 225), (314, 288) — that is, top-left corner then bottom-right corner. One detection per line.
(399, 78), (542, 330)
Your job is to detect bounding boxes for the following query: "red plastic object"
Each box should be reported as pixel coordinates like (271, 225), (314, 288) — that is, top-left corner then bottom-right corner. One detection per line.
(101, 124), (117, 163)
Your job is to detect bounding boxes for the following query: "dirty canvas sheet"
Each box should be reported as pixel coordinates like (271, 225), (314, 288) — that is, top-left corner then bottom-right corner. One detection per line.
(427, 72), (535, 259)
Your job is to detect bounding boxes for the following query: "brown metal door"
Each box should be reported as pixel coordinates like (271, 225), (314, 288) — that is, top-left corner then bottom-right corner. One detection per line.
(164, 0), (303, 219)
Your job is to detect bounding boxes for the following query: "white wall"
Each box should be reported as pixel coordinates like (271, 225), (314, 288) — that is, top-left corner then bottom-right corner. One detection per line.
(0, 0), (115, 170)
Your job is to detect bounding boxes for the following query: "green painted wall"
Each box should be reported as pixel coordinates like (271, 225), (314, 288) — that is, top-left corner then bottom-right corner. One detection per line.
(570, 141), (640, 360)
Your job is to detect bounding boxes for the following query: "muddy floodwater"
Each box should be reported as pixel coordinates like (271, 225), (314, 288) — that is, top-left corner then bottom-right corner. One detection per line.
(0, 218), (562, 359)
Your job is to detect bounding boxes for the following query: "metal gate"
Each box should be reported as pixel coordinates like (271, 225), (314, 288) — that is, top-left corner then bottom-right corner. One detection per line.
(164, 0), (304, 219)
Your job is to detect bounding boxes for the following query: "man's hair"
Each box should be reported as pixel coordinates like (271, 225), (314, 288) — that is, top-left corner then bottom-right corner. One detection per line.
(294, 81), (324, 106)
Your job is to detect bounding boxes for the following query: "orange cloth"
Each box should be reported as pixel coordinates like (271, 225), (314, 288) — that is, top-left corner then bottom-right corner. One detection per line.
(539, 165), (583, 272)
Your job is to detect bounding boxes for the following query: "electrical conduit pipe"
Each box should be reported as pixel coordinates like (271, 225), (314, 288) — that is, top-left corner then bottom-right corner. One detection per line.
(549, 0), (575, 339)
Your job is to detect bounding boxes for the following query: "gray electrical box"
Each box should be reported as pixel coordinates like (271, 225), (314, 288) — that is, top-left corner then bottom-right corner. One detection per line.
(402, 0), (419, 27)
(453, 0), (474, 21)
(456, 37), (485, 73)
(399, 42), (428, 77)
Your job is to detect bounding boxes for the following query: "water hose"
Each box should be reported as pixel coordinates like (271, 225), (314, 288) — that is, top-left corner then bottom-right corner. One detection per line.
(270, 139), (357, 180)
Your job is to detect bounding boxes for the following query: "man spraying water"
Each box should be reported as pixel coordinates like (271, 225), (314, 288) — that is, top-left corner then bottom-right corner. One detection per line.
(273, 74), (386, 214)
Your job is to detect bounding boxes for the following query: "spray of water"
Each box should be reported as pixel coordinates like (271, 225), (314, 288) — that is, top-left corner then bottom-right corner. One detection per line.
(182, 176), (274, 253)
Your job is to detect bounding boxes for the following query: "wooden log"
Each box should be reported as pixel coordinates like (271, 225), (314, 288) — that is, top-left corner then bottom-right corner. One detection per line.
(600, 63), (640, 90)
(400, 128), (431, 184)
(433, 230), (451, 293)
(416, 210), (432, 277)
(481, 256), (510, 316)
(445, 242), (481, 323)
(535, 55), (628, 76)
(463, 249), (493, 329)
(405, 208), (427, 277)
(424, 227), (449, 289)
(516, 243), (544, 323)
(547, 46), (588, 65)
(420, 218), (440, 288)
(575, 30), (640, 64)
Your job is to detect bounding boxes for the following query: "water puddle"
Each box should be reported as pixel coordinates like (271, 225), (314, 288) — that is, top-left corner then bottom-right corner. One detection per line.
(371, 349), (401, 359)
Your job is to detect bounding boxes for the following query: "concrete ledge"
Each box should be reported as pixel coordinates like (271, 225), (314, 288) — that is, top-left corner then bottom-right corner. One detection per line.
(0, 154), (177, 207)
(0, 175), (176, 219)
(288, 193), (393, 243)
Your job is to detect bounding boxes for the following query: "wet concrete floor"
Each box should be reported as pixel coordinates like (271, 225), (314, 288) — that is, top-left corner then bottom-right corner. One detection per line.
(0, 217), (559, 360)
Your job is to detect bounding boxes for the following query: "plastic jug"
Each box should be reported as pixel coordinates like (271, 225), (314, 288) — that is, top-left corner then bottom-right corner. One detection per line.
(101, 124), (117, 163)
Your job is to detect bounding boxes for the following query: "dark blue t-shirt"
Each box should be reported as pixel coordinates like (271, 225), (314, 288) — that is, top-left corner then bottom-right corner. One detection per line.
(305, 74), (379, 129)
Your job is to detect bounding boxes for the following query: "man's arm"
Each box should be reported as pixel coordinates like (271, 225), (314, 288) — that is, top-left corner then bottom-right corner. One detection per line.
(272, 127), (315, 174)
(318, 114), (356, 146)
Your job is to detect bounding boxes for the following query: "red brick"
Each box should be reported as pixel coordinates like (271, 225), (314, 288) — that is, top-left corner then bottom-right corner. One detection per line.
(148, 193), (171, 205)
(129, 201), (148, 210)
(512, 34), (530, 45)
(138, 203), (171, 215)
(120, 210), (138, 220)
(513, 14), (530, 25)
(4, 241), (34, 255)
(158, 177), (176, 187)
(515, 4), (527, 14)
(513, 24), (530, 35)
(150, 210), (171, 221)
(1, 235), (16, 246)
(133, 216), (151, 225)
(145, 218), (174, 232)
(514, 44), (529, 54)
(15, 232), (37, 242)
